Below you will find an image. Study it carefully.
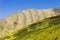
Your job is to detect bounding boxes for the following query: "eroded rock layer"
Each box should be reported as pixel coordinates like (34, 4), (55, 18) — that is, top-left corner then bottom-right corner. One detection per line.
(0, 8), (60, 38)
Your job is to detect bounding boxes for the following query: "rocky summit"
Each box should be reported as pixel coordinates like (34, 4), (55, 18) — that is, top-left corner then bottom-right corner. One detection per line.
(0, 8), (60, 38)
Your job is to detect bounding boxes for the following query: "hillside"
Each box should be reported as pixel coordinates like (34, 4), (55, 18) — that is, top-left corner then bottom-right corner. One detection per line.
(0, 8), (60, 38)
(0, 15), (60, 40)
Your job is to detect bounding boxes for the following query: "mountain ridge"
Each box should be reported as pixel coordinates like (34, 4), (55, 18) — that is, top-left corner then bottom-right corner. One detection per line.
(0, 8), (60, 38)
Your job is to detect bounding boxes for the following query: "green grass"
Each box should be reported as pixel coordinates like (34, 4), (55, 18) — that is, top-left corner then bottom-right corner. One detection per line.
(0, 15), (60, 40)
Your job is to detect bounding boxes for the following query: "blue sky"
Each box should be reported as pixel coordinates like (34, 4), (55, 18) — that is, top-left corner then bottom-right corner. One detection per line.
(0, 0), (60, 18)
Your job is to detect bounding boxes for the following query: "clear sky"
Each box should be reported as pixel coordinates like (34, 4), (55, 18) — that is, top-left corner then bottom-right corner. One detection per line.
(0, 0), (60, 18)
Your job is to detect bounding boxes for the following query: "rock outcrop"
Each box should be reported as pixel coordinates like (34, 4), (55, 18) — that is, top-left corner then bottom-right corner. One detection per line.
(0, 8), (60, 38)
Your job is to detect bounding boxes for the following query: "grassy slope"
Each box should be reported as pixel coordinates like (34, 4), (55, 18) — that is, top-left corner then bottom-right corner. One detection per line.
(0, 15), (60, 40)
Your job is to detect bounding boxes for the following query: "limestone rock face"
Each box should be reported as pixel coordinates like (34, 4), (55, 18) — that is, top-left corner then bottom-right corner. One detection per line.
(7, 8), (60, 27)
(0, 8), (60, 38)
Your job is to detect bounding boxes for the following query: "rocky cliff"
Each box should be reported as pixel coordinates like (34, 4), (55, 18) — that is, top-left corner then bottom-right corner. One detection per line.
(0, 8), (60, 38)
